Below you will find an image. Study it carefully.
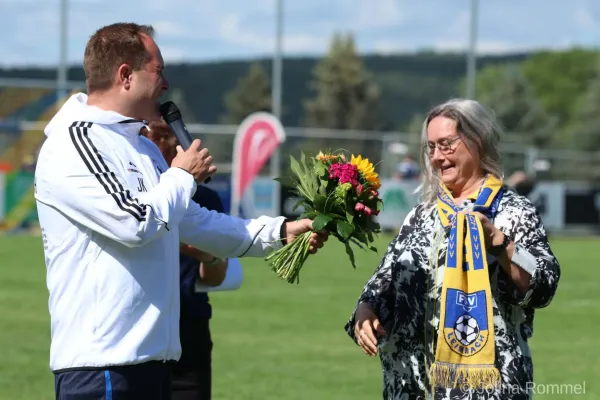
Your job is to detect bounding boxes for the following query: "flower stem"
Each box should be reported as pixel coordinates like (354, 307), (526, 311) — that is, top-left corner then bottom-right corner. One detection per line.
(266, 231), (313, 284)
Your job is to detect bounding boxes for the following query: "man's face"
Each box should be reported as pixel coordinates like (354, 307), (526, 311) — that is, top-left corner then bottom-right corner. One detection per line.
(129, 34), (169, 104)
(141, 121), (178, 165)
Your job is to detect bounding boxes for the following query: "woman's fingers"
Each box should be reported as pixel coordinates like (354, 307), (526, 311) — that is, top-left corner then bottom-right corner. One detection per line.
(355, 319), (379, 356)
(373, 317), (386, 336)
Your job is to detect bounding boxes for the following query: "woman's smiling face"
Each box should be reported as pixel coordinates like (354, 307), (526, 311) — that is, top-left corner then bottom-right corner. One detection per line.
(426, 116), (482, 192)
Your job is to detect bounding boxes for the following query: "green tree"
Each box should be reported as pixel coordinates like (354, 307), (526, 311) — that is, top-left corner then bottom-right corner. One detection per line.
(521, 49), (599, 130)
(474, 64), (557, 147)
(567, 59), (600, 151)
(303, 33), (383, 130)
(221, 62), (272, 124)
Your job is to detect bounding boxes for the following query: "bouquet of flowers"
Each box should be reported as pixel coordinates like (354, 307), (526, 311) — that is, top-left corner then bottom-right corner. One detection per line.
(267, 151), (383, 283)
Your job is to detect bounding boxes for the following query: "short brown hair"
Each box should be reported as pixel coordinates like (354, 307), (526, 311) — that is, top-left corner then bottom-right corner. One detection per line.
(84, 23), (155, 93)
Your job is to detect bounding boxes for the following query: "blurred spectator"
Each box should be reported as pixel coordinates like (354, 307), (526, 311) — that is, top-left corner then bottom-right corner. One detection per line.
(394, 154), (420, 180)
(506, 170), (535, 197)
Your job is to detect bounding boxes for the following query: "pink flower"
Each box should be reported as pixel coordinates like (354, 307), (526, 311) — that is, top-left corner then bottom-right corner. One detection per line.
(355, 202), (365, 212)
(328, 162), (359, 186)
(366, 189), (379, 201)
(357, 184), (364, 195)
(364, 206), (379, 216)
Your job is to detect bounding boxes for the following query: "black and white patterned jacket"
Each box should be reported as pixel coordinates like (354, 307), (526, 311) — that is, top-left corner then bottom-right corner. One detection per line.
(345, 188), (561, 400)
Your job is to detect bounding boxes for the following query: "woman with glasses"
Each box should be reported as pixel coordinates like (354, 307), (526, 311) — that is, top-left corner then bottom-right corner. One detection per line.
(344, 99), (560, 400)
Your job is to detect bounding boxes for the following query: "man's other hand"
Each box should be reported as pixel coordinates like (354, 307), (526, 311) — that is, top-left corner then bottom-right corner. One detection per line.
(284, 218), (329, 254)
(171, 139), (216, 183)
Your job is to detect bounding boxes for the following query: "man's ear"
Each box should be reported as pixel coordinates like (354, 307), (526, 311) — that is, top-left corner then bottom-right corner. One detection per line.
(117, 64), (133, 89)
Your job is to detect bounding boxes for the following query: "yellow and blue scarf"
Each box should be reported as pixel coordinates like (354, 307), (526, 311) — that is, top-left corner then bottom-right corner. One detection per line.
(429, 175), (504, 390)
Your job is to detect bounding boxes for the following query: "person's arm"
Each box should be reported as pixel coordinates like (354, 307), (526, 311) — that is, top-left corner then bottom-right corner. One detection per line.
(177, 201), (289, 259)
(344, 206), (419, 343)
(199, 259), (228, 286)
(492, 206), (561, 309)
(180, 243), (228, 287)
(35, 124), (196, 248)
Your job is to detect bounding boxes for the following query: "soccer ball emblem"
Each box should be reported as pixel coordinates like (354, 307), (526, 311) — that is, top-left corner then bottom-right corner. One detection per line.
(454, 314), (480, 346)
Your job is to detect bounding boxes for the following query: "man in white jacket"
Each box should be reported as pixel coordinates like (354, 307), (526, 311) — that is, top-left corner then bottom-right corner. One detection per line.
(34, 22), (326, 400)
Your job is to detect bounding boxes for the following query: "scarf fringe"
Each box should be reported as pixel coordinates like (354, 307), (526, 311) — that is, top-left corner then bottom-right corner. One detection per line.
(429, 362), (501, 390)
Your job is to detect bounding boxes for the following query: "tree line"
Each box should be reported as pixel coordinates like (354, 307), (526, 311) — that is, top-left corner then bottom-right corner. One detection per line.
(1, 34), (599, 151)
(219, 34), (600, 152)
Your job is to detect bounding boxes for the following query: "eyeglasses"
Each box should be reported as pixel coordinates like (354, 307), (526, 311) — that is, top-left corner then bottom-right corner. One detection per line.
(424, 136), (461, 156)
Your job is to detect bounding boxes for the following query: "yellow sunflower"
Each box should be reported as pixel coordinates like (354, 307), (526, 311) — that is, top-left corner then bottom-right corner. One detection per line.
(351, 154), (381, 189)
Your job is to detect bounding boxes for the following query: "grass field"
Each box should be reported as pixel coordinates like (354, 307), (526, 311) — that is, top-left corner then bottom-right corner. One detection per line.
(0, 233), (598, 399)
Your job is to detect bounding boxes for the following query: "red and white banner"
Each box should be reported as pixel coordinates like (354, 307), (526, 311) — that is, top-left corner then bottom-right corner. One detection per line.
(230, 112), (286, 216)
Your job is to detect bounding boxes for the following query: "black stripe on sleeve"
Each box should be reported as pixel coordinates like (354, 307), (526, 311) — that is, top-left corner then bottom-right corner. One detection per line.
(69, 121), (147, 222)
(78, 123), (146, 216)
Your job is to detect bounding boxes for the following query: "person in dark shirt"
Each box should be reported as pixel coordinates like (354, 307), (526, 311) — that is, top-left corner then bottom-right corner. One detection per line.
(173, 185), (228, 400)
(141, 121), (228, 400)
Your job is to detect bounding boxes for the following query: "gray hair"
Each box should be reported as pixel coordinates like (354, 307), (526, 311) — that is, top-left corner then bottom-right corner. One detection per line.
(417, 98), (504, 205)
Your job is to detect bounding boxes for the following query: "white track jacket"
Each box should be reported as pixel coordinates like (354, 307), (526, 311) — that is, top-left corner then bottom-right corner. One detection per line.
(35, 93), (285, 371)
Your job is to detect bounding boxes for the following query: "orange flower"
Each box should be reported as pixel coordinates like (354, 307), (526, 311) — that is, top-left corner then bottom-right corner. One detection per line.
(316, 151), (345, 163)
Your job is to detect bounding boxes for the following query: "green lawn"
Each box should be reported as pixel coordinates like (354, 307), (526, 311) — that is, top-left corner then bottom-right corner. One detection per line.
(0, 234), (598, 399)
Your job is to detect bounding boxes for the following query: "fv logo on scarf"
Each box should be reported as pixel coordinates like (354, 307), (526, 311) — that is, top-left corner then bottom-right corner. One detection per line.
(456, 290), (478, 312)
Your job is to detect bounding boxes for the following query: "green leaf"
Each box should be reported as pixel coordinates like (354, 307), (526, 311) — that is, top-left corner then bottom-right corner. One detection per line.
(318, 176), (329, 196)
(291, 200), (304, 212)
(314, 161), (327, 177)
(352, 229), (367, 242)
(312, 213), (333, 232)
(299, 211), (318, 219)
(274, 176), (297, 187)
(337, 220), (354, 240)
(367, 230), (374, 243)
(349, 237), (366, 250)
(294, 153), (321, 202)
(345, 207), (354, 224)
(345, 242), (357, 269)
(313, 194), (329, 212)
(290, 155), (302, 179)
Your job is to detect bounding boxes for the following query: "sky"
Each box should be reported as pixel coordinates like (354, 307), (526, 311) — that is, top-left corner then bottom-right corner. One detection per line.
(1, 0), (599, 68)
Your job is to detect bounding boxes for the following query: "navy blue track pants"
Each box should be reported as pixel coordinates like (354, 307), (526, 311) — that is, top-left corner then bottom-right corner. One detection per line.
(54, 361), (173, 400)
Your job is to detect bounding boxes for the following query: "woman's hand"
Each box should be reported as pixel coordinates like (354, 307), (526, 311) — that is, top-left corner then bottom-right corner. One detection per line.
(354, 303), (386, 357)
(469, 211), (504, 249)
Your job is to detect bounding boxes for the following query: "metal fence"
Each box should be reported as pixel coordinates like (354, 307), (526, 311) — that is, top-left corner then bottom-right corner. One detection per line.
(1, 84), (600, 182)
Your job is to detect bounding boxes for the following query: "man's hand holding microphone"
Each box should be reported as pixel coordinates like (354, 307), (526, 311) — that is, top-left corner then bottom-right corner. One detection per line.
(160, 101), (216, 184)
(171, 139), (216, 184)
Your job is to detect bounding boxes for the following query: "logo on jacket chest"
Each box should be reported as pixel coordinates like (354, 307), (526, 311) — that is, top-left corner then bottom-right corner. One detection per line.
(126, 161), (149, 192)
(127, 161), (142, 175)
